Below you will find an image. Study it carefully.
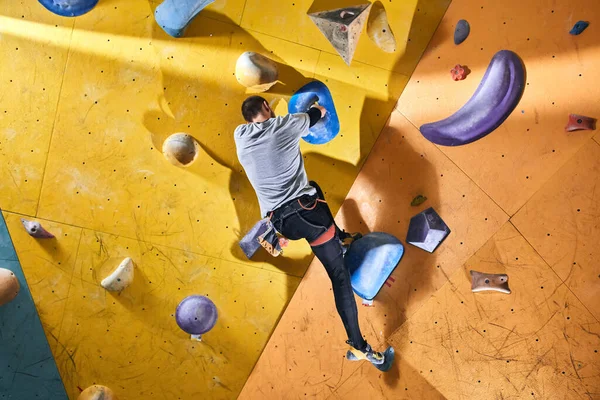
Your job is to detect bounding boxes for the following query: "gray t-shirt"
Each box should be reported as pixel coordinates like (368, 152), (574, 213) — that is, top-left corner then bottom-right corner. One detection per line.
(234, 113), (317, 217)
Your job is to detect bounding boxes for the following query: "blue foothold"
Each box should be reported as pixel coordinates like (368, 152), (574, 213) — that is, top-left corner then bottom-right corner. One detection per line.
(345, 232), (404, 301)
(454, 19), (470, 45)
(569, 21), (589, 35)
(155, 0), (215, 38)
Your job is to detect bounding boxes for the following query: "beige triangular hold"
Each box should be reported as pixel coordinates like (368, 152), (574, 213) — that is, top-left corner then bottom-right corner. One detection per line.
(101, 258), (134, 292)
(308, 4), (372, 65)
(367, 1), (396, 53)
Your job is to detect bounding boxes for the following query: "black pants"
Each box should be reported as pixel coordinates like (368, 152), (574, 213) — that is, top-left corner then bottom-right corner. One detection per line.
(271, 182), (367, 351)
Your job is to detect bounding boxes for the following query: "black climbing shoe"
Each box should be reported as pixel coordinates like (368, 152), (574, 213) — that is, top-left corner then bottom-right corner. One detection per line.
(346, 341), (395, 371)
(346, 342), (384, 365)
(340, 231), (362, 254)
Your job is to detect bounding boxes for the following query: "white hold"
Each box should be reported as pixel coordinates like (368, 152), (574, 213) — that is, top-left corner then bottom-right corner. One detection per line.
(101, 258), (134, 292)
(235, 52), (279, 92)
(21, 219), (55, 239)
(191, 334), (202, 341)
(162, 133), (200, 167)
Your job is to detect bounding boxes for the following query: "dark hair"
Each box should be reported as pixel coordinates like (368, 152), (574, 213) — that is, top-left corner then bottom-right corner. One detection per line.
(241, 96), (267, 122)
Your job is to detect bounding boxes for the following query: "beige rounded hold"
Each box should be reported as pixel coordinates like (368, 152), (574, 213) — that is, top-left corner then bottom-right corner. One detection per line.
(367, 1), (397, 53)
(0, 268), (19, 307)
(235, 52), (279, 92)
(78, 385), (117, 400)
(162, 133), (200, 167)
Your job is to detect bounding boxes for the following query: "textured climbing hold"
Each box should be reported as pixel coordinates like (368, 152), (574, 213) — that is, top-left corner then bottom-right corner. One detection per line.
(309, 4), (372, 65)
(0, 268), (20, 307)
(454, 19), (470, 45)
(235, 52), (279, 92)
(176, 295), (218, 338)
(101, 258), (134, 292)
(420, 50), (525, 146)
(21, 219), (55, 239)
(565, 114), (596, 132)
(345, 232), (404, 301)
(162, 133), (200, 167)
(288, 80), (340, 144)
(366, 1), (396, 53)
(450, 64), (467, 81)
(569, 21), (589, 35)
(155, 0), (215, 38)
(470, 270), (511, 294)
(78, 385), (118, 400)
(411, 195), (428, 207)
(38, 0), (99, 17)
(406, 207), (451, 253)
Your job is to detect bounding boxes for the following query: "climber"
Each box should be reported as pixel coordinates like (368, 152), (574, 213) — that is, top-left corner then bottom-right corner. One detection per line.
(234, 95), (388, 366)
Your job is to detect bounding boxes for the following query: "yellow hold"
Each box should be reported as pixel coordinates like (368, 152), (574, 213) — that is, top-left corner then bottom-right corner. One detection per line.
(367, 1), (397, 53)
(162, 133), (201, 167)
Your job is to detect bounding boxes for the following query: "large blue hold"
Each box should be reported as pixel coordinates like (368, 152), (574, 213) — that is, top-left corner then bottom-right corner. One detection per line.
(345, 232), (404, 301)
(155, 0), (215, 38)
(0, 213), (68, 399)
(38, 0), (98, 17)
(288, 81), (340, 145)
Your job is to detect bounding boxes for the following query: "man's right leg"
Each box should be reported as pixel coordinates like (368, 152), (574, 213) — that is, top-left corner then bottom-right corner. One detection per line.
(308, 181), (362, 248)
(310, 237), (367, 350)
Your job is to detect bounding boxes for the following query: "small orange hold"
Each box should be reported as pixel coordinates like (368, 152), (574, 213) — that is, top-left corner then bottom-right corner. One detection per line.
(450, 64), (467, 81)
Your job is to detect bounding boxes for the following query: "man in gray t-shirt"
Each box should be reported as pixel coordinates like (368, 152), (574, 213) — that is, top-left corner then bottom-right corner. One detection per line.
(234, 96), (389, 368)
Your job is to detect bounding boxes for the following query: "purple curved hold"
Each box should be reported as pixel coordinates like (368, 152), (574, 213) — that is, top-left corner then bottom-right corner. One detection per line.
(175, 295), (218, 335)
(420, 50), (525, 146)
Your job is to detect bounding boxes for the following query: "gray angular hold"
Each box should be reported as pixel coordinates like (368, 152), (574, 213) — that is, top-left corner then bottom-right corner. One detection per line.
(309, 4), (372, 66)
(406, 207), (450, 253)
(454, 19), (470, 45)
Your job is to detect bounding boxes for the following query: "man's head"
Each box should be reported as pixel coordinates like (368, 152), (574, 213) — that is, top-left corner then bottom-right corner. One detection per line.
(241, 96), (274, 123)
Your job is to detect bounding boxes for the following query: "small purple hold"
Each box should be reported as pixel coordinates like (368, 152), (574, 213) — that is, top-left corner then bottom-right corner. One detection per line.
(175, 295), (218, 336)
(569, 21), (589, 35)
(454, 19), (470, 45)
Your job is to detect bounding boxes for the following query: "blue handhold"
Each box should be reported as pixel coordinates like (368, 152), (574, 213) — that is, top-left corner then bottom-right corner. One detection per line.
(569, 21), (589, 35)
(155, 0), (215, 38)
(38, 0), (99, 17)
(345, 232), (404, 301)
(288, 81), (340, 145)
(454, 19), (470, 45)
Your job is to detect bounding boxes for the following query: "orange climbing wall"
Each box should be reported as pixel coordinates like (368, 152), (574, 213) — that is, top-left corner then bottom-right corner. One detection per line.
(240, 0), (600, 398)
(0, 0), (449, 398)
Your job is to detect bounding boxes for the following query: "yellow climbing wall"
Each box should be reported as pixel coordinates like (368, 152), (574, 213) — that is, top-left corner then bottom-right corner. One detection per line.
(0, 0), (448, 398)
